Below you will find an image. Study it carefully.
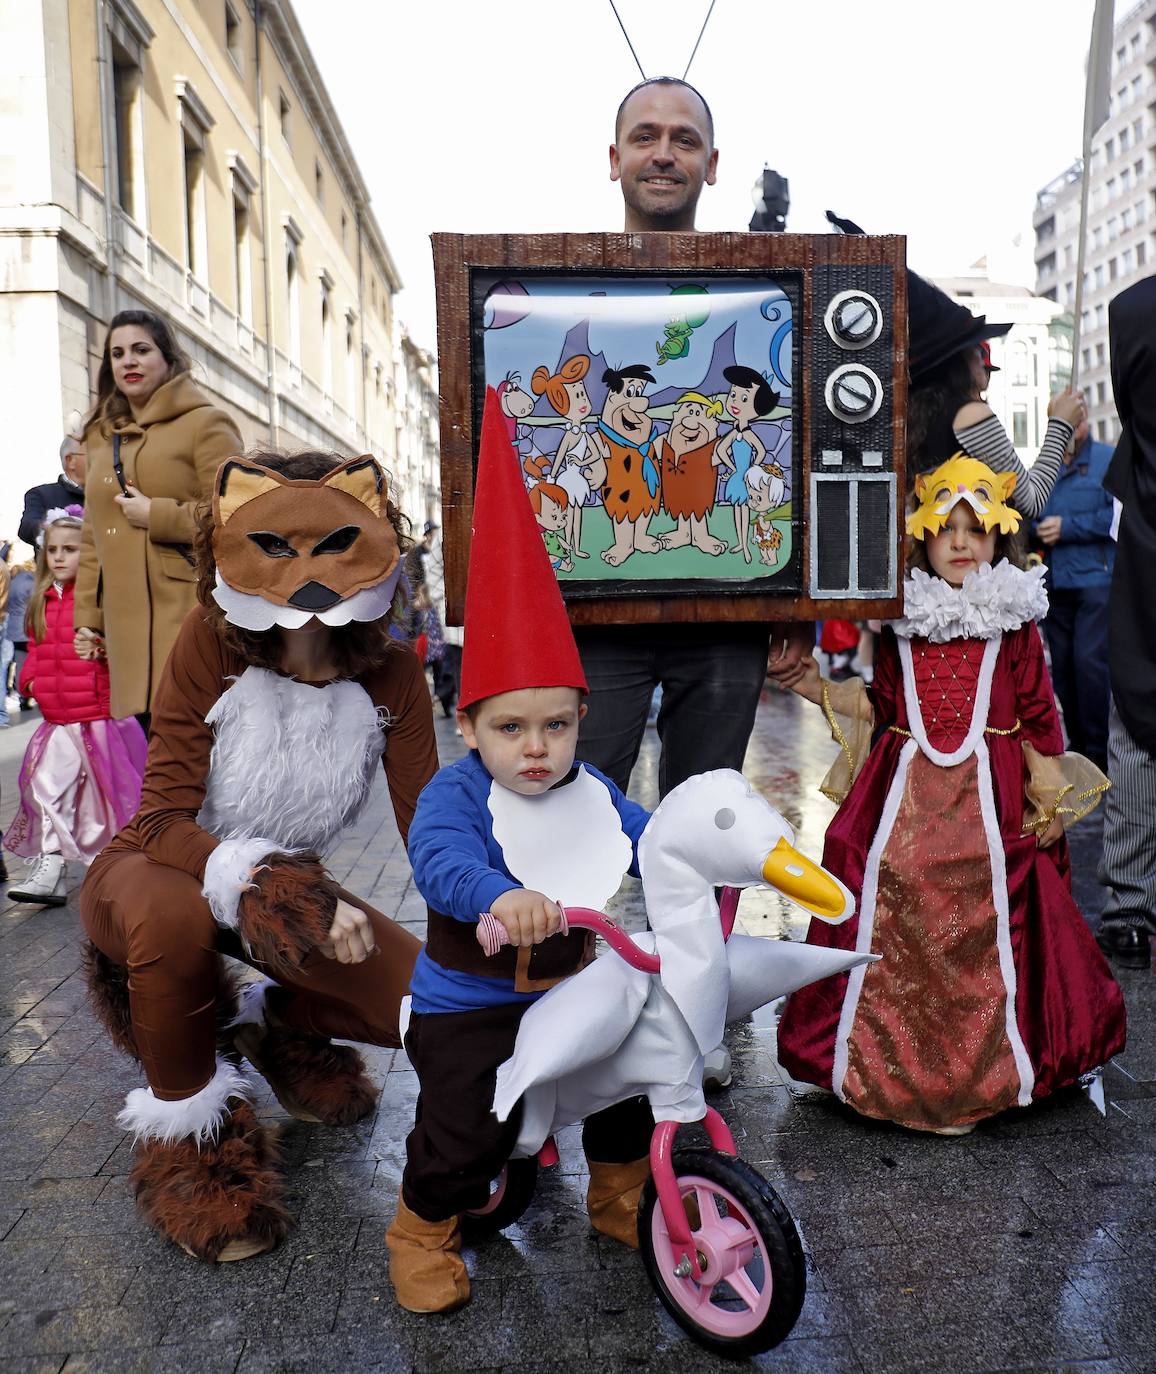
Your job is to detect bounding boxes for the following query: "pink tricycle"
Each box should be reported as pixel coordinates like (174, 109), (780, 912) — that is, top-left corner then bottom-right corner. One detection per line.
(465, 771), (869, 1358)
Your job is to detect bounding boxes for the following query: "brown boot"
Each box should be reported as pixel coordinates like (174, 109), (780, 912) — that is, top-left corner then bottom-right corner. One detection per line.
(586, 1156), (650, 1249)
(129, 1096), (291, 1262)
(233, 1020), (378, 1126)
(385, 1193), (470, 1313)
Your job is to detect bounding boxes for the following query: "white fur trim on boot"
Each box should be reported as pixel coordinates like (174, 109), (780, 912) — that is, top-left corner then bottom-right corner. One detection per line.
(202, 837), (286, 931)
(117, 1059), (254, 1146)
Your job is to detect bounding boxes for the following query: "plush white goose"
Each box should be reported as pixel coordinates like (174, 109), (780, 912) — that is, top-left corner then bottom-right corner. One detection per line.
(492, 769), (875, 1156)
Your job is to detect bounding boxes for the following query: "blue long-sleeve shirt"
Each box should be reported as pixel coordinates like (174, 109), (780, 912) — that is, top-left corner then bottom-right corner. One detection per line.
(407, 750), (650, 1014)
(1032, 435), (1116, 590)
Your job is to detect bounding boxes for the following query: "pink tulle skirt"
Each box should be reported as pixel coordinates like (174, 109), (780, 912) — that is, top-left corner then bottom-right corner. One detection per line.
(3, 718), (148, 863)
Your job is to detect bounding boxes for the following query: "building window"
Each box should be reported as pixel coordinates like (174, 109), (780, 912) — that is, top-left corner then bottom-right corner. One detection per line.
(340, 210), (348, 247)
(279, 92), (291, 144)
(314, 160), (324, 203)
(232, 195), (252, 328)
(1011, 341), (1030, 387)
(1095, 303), (1106, 329)
(1093, 225), (1103, 249)
(285, 229), (302, 369)
(1096, 342), (1106, 366)
(176, 77), (214, 291)
(111, 40), (144, 221)
(1137, 241), (1147, 267)
(181, 127), (206, 279)
(1096, 381), (1107, 406)
(320, 276), (334, 397)
(1082, 348), (1092, 373)
(1119, 126), (1131, 151)
(1094, 264), (1105, 289)
(1123, 247), (1134, 275)
(345, 310), (357, 409)
(1012, 406), (1029, 448)
(225, 3), (242, 67)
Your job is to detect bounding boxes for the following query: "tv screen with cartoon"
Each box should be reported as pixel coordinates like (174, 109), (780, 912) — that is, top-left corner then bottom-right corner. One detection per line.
(434, 233), (907, 625)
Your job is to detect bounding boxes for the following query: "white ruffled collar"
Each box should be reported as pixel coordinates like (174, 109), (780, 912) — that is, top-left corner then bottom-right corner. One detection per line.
(890, 560), (1048, 642)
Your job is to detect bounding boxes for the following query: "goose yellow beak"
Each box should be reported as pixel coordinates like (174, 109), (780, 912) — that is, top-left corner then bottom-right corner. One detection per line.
(762, 837), (853, 923)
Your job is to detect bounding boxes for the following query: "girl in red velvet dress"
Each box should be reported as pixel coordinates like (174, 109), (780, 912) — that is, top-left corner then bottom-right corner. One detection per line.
(776, 457), (1125, 1134)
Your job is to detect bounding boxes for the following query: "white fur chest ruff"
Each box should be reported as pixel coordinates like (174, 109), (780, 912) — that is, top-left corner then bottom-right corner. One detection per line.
(197, 666), (385, 854)
(487, 766), (633, 910)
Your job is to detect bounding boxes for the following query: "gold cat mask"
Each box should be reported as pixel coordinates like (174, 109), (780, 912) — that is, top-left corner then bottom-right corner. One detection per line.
(906, 455), (1022, 541)
(210, 456), (402, 631)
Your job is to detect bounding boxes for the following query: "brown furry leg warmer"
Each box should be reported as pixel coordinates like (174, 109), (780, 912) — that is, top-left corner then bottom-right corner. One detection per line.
(236, 854), (337, 979)
(130, 1099), (291, 1262)
(82, 941), (138, 1062)
(83, 944), (246, 1066)
(233, 1022), (379, 1126)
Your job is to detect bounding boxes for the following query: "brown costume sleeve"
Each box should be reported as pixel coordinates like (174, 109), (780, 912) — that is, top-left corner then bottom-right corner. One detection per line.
(128, 607), (231, 878)
(366, 645), (439, 845)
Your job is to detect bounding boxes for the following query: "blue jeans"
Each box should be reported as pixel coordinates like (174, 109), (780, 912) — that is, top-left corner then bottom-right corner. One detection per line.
(1042, 583), (1111, 770)
(0, 638), (13, 725)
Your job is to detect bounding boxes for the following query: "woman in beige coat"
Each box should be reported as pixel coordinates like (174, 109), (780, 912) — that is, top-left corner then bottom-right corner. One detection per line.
(75, 310), (243, 723)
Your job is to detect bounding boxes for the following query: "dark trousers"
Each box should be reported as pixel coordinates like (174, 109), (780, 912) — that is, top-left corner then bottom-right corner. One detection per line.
(433, 644), (461, 716)
(402, 1003), (654, 1222)
(574, 624), (771, 795)
(1043, 584), (1111, 770)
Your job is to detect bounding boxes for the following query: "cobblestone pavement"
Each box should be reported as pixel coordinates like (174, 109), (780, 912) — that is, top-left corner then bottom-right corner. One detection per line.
(0, 687), (1152, 1374)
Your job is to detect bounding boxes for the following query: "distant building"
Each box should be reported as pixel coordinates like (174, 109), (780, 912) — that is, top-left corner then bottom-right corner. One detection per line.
(394, 335), (440, 532)
(934, 265), (1069, 469)
(1032, 0), (1156, 443)
(1, 0), (433, 545)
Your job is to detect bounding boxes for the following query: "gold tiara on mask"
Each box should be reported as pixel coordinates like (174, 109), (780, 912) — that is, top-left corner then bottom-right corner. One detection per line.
(906, 454), (1022, 541)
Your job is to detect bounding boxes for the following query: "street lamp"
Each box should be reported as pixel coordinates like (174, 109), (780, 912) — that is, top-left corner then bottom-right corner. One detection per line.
(749, 167), (789, 233)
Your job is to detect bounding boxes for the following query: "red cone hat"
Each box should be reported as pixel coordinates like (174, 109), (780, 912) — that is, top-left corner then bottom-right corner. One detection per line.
(458, 387), (588, 711)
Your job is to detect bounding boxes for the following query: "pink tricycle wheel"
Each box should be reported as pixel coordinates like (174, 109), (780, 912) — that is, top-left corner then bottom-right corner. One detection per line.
(639, 1149), (805, 1356)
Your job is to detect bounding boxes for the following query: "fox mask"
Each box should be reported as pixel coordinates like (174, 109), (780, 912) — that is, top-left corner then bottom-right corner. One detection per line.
(210, 456), (403, 631)
(906, 454), (1021, 541)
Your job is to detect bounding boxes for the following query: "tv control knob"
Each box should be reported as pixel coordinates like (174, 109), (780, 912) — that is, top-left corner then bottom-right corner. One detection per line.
(825, 290), (884, 350)
(825, 363), (883, 424)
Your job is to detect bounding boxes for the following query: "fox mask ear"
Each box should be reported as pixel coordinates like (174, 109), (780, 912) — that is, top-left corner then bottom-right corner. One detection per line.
(914, 472), (930, 502)
(214, 460), (283, 525)
(325, 456), (387, 516)
(997, 471), (1017, 501)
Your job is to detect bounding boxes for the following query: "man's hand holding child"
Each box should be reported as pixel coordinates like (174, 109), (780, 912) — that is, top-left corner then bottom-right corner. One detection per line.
(490, 888), (563, 947)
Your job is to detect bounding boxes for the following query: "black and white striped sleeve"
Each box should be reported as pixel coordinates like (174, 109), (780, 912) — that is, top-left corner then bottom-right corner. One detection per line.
(953, 415), (1075, 519)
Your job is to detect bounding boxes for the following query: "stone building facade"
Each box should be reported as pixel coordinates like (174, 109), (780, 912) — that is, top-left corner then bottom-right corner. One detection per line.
(1, 0), (433, 545)
(1033, 0), (1156, 442)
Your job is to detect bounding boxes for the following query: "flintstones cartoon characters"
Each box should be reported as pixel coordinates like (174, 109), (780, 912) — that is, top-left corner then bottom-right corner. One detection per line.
(745, 462), (786, 567)
(497, 372), (536, 462)
(714, 364), (780, 563)
(529, 480), (572, 572)
(531, 355), (603, 561)
(591, 364), (661, 567)
(658, 392), (726, 556)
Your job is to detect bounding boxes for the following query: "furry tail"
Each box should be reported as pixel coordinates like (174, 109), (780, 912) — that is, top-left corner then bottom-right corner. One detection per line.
(82, 940), (139, 1062)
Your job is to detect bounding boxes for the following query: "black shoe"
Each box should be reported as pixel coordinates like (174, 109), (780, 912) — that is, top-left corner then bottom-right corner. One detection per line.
(0, 855), (7, 884)
(1095, 922), (1151, 970)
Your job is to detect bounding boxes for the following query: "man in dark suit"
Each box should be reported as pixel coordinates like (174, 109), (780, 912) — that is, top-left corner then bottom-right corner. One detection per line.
(1097, 274), (1156, 969)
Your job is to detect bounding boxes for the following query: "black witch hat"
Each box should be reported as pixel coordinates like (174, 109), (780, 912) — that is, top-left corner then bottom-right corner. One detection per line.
(825, 211), (1012, 388)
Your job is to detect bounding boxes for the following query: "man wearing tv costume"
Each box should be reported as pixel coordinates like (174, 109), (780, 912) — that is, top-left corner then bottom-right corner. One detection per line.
(777, 457), (1125, 1131)
(80, 454), (438, 1261)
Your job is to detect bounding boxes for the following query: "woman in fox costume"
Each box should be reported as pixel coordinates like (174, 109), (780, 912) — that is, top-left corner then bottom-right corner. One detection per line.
(80, 450), (438, 1262)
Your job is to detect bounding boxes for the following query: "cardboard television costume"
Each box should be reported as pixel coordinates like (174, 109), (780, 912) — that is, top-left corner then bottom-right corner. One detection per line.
(777, 457), (1125, 1132)
(80, 453), (439, 1262)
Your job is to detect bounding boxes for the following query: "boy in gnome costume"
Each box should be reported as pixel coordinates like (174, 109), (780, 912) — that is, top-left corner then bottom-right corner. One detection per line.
(387, 390), (655, 1313)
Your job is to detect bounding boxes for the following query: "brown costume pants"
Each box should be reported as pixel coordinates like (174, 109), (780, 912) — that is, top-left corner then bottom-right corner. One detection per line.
(81, 848), (420, 1102)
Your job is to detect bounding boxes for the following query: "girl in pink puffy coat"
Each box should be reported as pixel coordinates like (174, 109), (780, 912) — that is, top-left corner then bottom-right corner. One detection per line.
(5, 508), (147, 906)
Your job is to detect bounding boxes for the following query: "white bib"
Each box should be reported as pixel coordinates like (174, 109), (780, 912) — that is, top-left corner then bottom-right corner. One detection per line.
(487, 766), (632, 911)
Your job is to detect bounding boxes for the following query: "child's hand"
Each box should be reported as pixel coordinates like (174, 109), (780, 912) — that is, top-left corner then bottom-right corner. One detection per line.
(490, 888), (562, 947)
(1035, 816), (1064, 849)
(73, 628), (104, 661)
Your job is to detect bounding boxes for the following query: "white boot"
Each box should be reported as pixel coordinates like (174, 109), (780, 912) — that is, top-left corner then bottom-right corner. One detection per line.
(9, 854), (68, 906)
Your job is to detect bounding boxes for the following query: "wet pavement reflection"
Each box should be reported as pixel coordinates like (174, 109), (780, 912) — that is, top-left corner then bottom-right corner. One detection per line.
(0, 687), (1150, 1373)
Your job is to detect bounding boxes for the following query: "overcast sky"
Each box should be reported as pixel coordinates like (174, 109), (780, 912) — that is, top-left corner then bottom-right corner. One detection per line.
(291, 0), (1100, 349)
